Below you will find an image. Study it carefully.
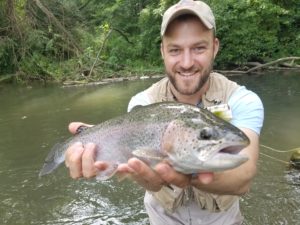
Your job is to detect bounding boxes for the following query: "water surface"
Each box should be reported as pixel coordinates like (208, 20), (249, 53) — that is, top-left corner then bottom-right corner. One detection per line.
(0, 71), (300, 224)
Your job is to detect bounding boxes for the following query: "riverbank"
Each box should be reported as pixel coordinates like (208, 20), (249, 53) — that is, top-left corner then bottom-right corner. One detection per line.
(1, 56), (299, 87)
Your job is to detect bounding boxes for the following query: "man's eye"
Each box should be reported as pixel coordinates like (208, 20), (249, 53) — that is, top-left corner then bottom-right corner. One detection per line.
(169, 49), (180, 55)
(194, 46), (205, 53)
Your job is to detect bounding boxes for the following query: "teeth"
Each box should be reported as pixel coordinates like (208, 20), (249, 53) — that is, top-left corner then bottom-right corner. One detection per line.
(178, 71), (198, 76)
(179, 73), (194, 76)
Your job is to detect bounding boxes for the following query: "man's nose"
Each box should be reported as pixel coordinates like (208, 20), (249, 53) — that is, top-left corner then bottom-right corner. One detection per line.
(180, 50), (194, 70)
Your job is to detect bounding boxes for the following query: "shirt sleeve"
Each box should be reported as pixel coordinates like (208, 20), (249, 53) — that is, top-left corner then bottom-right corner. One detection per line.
(127, 90), (151, 112)
(228, 86), (264, 135)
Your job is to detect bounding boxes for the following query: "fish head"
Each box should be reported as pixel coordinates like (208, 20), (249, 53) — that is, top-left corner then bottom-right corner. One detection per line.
(161, 107), (250, 173)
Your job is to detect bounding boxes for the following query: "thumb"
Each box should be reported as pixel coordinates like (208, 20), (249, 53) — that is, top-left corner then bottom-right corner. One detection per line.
(197, 172), (214, 184)
(68, 122), (93, 135)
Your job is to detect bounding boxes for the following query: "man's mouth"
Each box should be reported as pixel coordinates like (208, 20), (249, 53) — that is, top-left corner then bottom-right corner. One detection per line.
(177, 71), (199, 79)
(178, 71), (197, 76)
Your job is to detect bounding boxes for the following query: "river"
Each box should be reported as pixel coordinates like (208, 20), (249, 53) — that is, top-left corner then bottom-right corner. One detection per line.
(0, 71), (300, 225)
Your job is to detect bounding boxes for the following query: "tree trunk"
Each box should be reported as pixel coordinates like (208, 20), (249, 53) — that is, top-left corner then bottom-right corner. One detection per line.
(5, 0), (23, 40)
(32, 0), (83, 55)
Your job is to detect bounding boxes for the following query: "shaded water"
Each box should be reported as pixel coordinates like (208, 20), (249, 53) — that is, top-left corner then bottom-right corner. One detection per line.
(0, 71), (300, 224)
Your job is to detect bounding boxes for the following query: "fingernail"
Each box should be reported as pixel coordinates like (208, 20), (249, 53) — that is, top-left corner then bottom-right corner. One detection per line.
(73, 142), (83, 147)
(76, 125), (89, 134)
(128, 158), (141, 172)
(156, 163), (169, 175)
(199, 174), (213, 184)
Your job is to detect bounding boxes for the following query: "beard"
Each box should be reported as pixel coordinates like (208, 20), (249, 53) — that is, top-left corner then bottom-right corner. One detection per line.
(166, 61), (213, 96)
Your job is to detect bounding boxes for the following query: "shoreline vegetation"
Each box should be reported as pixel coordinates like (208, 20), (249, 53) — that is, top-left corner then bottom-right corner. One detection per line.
(63, 56), (300, 87)
(1, 56), (299, 87)
(1, 1), (299, 85)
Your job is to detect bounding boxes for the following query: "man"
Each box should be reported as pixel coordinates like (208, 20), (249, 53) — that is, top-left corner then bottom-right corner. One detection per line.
(65, 0), (264, 224)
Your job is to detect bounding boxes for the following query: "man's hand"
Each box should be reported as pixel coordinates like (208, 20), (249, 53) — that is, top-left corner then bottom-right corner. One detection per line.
(65, 122), (108, 179)
(118, 158), (214, 191)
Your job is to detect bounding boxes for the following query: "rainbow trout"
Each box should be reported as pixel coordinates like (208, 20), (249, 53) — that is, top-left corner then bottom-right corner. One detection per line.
(39, 102), (249, 180)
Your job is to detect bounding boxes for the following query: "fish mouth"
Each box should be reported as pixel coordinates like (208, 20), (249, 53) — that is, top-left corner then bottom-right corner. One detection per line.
(200, 142), (249, 172)
(219, 143), (247, 155)
(168, 142), (249, 174)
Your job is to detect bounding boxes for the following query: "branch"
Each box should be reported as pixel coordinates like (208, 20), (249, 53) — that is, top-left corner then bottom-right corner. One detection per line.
(112, 28), (133, 44)
(78, 0), (94, 11)
(216, 57), (300, 75)
(244, 57), (300, 73)
(88, 29), (113, 76)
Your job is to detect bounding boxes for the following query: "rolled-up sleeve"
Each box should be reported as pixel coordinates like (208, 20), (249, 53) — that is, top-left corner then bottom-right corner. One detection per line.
(228, 86), (264, 135)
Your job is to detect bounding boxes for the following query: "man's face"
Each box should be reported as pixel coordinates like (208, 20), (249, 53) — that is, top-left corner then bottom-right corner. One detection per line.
(161, 16), (219, 96)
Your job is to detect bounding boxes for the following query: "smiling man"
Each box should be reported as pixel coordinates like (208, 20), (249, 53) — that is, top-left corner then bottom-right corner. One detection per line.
(65, 1), (264, 224)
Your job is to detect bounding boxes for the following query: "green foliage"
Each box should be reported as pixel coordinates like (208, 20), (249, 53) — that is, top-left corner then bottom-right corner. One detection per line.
(207, 0), (300, 68)
(0, 0), (299, 82)
(0, 37), (17, 74)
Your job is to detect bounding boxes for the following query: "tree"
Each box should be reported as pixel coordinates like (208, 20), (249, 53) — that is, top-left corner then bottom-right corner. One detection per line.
(0, 0), (299, 82)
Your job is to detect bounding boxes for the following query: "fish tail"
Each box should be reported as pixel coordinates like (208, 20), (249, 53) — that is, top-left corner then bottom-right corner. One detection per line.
(39, 161), (60, 177)
(39, 143), (65, 177)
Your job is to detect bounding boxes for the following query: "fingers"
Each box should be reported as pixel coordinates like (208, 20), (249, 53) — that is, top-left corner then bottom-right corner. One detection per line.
(68, 122), (93, 135)
(155, 163), (191, 188)
(66, 122), (97, 179)
(153, 163), (215, 188)
(65, 142), (98, 179)
(196, 172), (214, 184)
(117, 159), (213, 191)
(65, 142), (84, 179)
(82, 143), (98, 178)
(120, 158), (166, 192)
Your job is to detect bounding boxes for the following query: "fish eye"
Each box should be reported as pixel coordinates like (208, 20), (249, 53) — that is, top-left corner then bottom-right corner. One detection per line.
(199, 127), (213, 140)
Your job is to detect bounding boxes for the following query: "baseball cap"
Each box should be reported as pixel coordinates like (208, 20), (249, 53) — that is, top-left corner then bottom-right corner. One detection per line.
(161, 0), (216, 36)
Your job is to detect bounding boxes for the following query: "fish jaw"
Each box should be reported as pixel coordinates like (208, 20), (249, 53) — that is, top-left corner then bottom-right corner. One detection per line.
(198, 141), (249, 171)
(198, 152), (248, 172)
(168, 142), (249, 174)
(170, 152), (248, 174)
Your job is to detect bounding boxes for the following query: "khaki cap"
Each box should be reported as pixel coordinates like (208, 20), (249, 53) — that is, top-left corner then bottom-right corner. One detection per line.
(161, 0), (216, 36)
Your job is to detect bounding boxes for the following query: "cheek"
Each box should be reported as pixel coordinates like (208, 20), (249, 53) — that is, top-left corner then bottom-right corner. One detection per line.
(164, 56), (178, 70)
(195, 52), (214, 66)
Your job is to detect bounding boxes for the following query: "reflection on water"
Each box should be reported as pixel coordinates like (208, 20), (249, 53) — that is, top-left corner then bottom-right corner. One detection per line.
(0, 71), (300, 224)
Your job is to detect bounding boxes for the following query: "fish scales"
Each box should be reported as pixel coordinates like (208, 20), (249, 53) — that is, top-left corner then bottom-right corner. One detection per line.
(39, 102), (250, 180)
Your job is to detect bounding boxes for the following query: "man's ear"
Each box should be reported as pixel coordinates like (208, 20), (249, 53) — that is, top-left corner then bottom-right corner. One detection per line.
(213, 38), (220, 59)
(160, 42), (165, 59)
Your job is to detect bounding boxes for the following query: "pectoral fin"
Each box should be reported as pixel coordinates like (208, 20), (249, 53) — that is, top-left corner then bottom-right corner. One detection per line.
(132, 148), (165, 161)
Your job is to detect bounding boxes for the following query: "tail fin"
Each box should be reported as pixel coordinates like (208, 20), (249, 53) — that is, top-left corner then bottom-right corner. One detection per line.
(39, 143), (65, 177)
